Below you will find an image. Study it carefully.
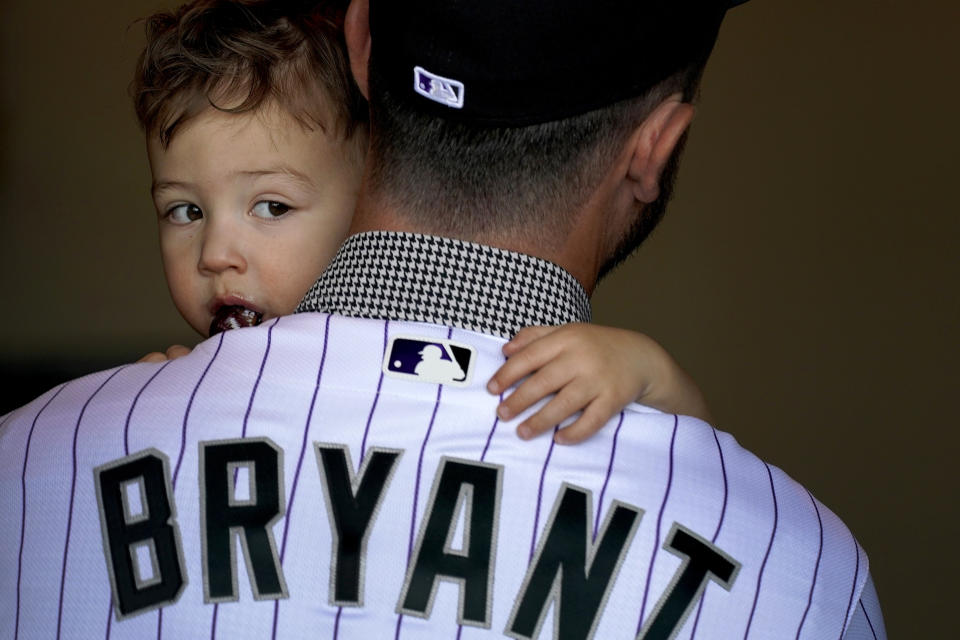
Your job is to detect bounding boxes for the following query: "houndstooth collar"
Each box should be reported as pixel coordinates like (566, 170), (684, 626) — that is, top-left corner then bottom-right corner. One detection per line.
(296, 231), (591, 339)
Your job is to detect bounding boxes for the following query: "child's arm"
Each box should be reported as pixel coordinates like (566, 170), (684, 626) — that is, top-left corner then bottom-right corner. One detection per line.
(487, 324), (712, 444)
(137, 344), (192, 363)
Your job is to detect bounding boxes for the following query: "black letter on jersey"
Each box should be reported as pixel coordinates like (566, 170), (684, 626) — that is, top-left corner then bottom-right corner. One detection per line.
(638, 523), (740, 640)
(398, 457), (502, 628)
(315, 443), (402, 606)
(507, 484), (642, 640)
(94, 449), (186, 619)
(200, 438), (287, 602)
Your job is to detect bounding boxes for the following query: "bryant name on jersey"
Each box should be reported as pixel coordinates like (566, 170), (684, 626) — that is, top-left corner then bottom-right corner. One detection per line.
(96, 437), (737, 640)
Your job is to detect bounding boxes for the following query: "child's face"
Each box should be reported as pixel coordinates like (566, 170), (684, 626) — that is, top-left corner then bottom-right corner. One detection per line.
(148, 105), (364, 337)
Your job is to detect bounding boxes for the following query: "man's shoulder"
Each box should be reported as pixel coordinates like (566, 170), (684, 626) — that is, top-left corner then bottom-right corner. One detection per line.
(618, 406), (869, 597)
(623, 407), (871, 622)
(1, 365), (128, 430)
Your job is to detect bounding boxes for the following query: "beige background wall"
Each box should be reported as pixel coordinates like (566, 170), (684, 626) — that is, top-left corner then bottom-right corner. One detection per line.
(2, 1), (957, 636)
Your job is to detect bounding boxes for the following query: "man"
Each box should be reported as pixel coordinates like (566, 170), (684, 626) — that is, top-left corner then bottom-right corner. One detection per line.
(0, 1), (884, 638)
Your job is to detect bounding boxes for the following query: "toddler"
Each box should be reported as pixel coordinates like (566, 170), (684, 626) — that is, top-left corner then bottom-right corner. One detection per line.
(134, 0), (712, 444)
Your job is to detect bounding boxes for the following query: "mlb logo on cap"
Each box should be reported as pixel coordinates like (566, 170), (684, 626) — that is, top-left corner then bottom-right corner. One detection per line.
(384, 335), (476, 386)
(373, 0), (750, 126)
(413, 66), (465, 109)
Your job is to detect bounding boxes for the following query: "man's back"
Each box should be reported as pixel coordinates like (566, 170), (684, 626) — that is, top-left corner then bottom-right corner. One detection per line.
(1, 313), (881, 638)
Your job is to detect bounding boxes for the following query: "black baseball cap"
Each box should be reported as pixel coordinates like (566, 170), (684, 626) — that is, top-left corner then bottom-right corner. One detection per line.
(369, 0), (751, 127)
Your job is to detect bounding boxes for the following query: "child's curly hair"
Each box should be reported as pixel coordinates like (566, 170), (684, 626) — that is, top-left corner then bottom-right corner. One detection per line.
(132, 0), (366, 147)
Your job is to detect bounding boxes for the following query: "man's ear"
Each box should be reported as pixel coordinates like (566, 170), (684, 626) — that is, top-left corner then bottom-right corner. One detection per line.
(628, 95), (695, 203)
(345, 0), (371, 99)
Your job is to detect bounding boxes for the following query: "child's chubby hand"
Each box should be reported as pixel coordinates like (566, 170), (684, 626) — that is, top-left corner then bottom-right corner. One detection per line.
(487, 324), (712, 445)
(137, 344), (192, 363)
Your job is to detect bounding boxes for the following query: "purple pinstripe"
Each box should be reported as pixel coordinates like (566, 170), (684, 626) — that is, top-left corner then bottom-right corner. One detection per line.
(455, 392), (503, 640)
(271, 315), (332, 639)
(333, 608), (344, 637)
(211, 318), (278, 640)
(689, 427), (730, 639)
(56, 366), (129, 639)
(479, 393), (502, 463)
(838, 533), (861, 640)
(795, 491), (824, 640)
(743, 463), (779, 640)
(104, 591), (113, 640)
(106, 360), (175, 640)
(334, 318), (388, 640)
(241, 319), (278, 435)
(15, 383), (68, 640)
(360, 319), (390, 461)
(529, 430), (558, 561)
(594, 412), (625, 541)
(636, 415), (679, 635)
(124, 363), (174, 461)
(860, 599), (879, 639)
(159, 331), (225, 640)
(393, 326), (452, 640)
(171, 332), (225, 485)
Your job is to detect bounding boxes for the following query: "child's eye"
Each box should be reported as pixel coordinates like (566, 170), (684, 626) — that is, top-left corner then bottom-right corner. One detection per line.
(166, 203), (203, 224)
(251, 201), (291, 219)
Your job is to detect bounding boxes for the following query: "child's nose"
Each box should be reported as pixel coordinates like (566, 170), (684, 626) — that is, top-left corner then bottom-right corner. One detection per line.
(198, 219), (247, 274)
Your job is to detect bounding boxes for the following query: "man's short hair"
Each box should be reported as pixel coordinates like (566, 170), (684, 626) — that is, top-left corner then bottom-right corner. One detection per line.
(363, 0), (735, 264)
(366, 60), (706, 256)
(132, 0), (366, 147)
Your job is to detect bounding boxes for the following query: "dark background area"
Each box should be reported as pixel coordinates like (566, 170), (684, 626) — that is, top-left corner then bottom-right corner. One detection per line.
(2, 1), (957, 636)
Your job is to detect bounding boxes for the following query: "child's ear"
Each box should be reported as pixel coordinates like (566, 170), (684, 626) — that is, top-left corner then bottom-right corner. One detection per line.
(628, 95), (695, 203)
(345, 0), (372, 99)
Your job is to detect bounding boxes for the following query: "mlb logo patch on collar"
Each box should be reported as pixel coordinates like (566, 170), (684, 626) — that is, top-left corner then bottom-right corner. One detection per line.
(384, 335), (476, 387)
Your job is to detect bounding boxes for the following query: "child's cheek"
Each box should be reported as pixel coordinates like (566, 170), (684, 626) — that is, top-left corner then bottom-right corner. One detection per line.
(160, 240), (206, 335)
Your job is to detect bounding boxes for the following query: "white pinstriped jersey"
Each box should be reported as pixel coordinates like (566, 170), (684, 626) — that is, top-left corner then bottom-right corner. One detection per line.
(1, 312), (885, 639)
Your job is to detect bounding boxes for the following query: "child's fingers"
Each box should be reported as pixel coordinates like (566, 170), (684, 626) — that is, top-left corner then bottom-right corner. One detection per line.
(488, 336), (565, 394)
(165, 344), (192, 360)
(502, 325), (560, 356)
(497, 363), (575, 421)
(137, 345), (192, 364)
(554, 399), (617, 445)
(514, 383), (593, 440)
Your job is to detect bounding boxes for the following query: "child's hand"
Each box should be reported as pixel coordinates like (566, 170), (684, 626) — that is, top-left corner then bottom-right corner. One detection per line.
(487, 324), (712, 445)
(137, 344), (192, 363)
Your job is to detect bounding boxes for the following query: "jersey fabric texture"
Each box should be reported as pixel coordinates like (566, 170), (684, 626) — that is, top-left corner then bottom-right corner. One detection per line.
(0, 232), (885, 639)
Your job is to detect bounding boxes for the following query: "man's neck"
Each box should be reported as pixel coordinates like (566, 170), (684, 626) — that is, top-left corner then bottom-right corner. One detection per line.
(347, 189), (605, 296)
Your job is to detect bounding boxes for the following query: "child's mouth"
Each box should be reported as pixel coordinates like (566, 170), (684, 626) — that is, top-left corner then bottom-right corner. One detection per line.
(209, 305), (264, 336)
